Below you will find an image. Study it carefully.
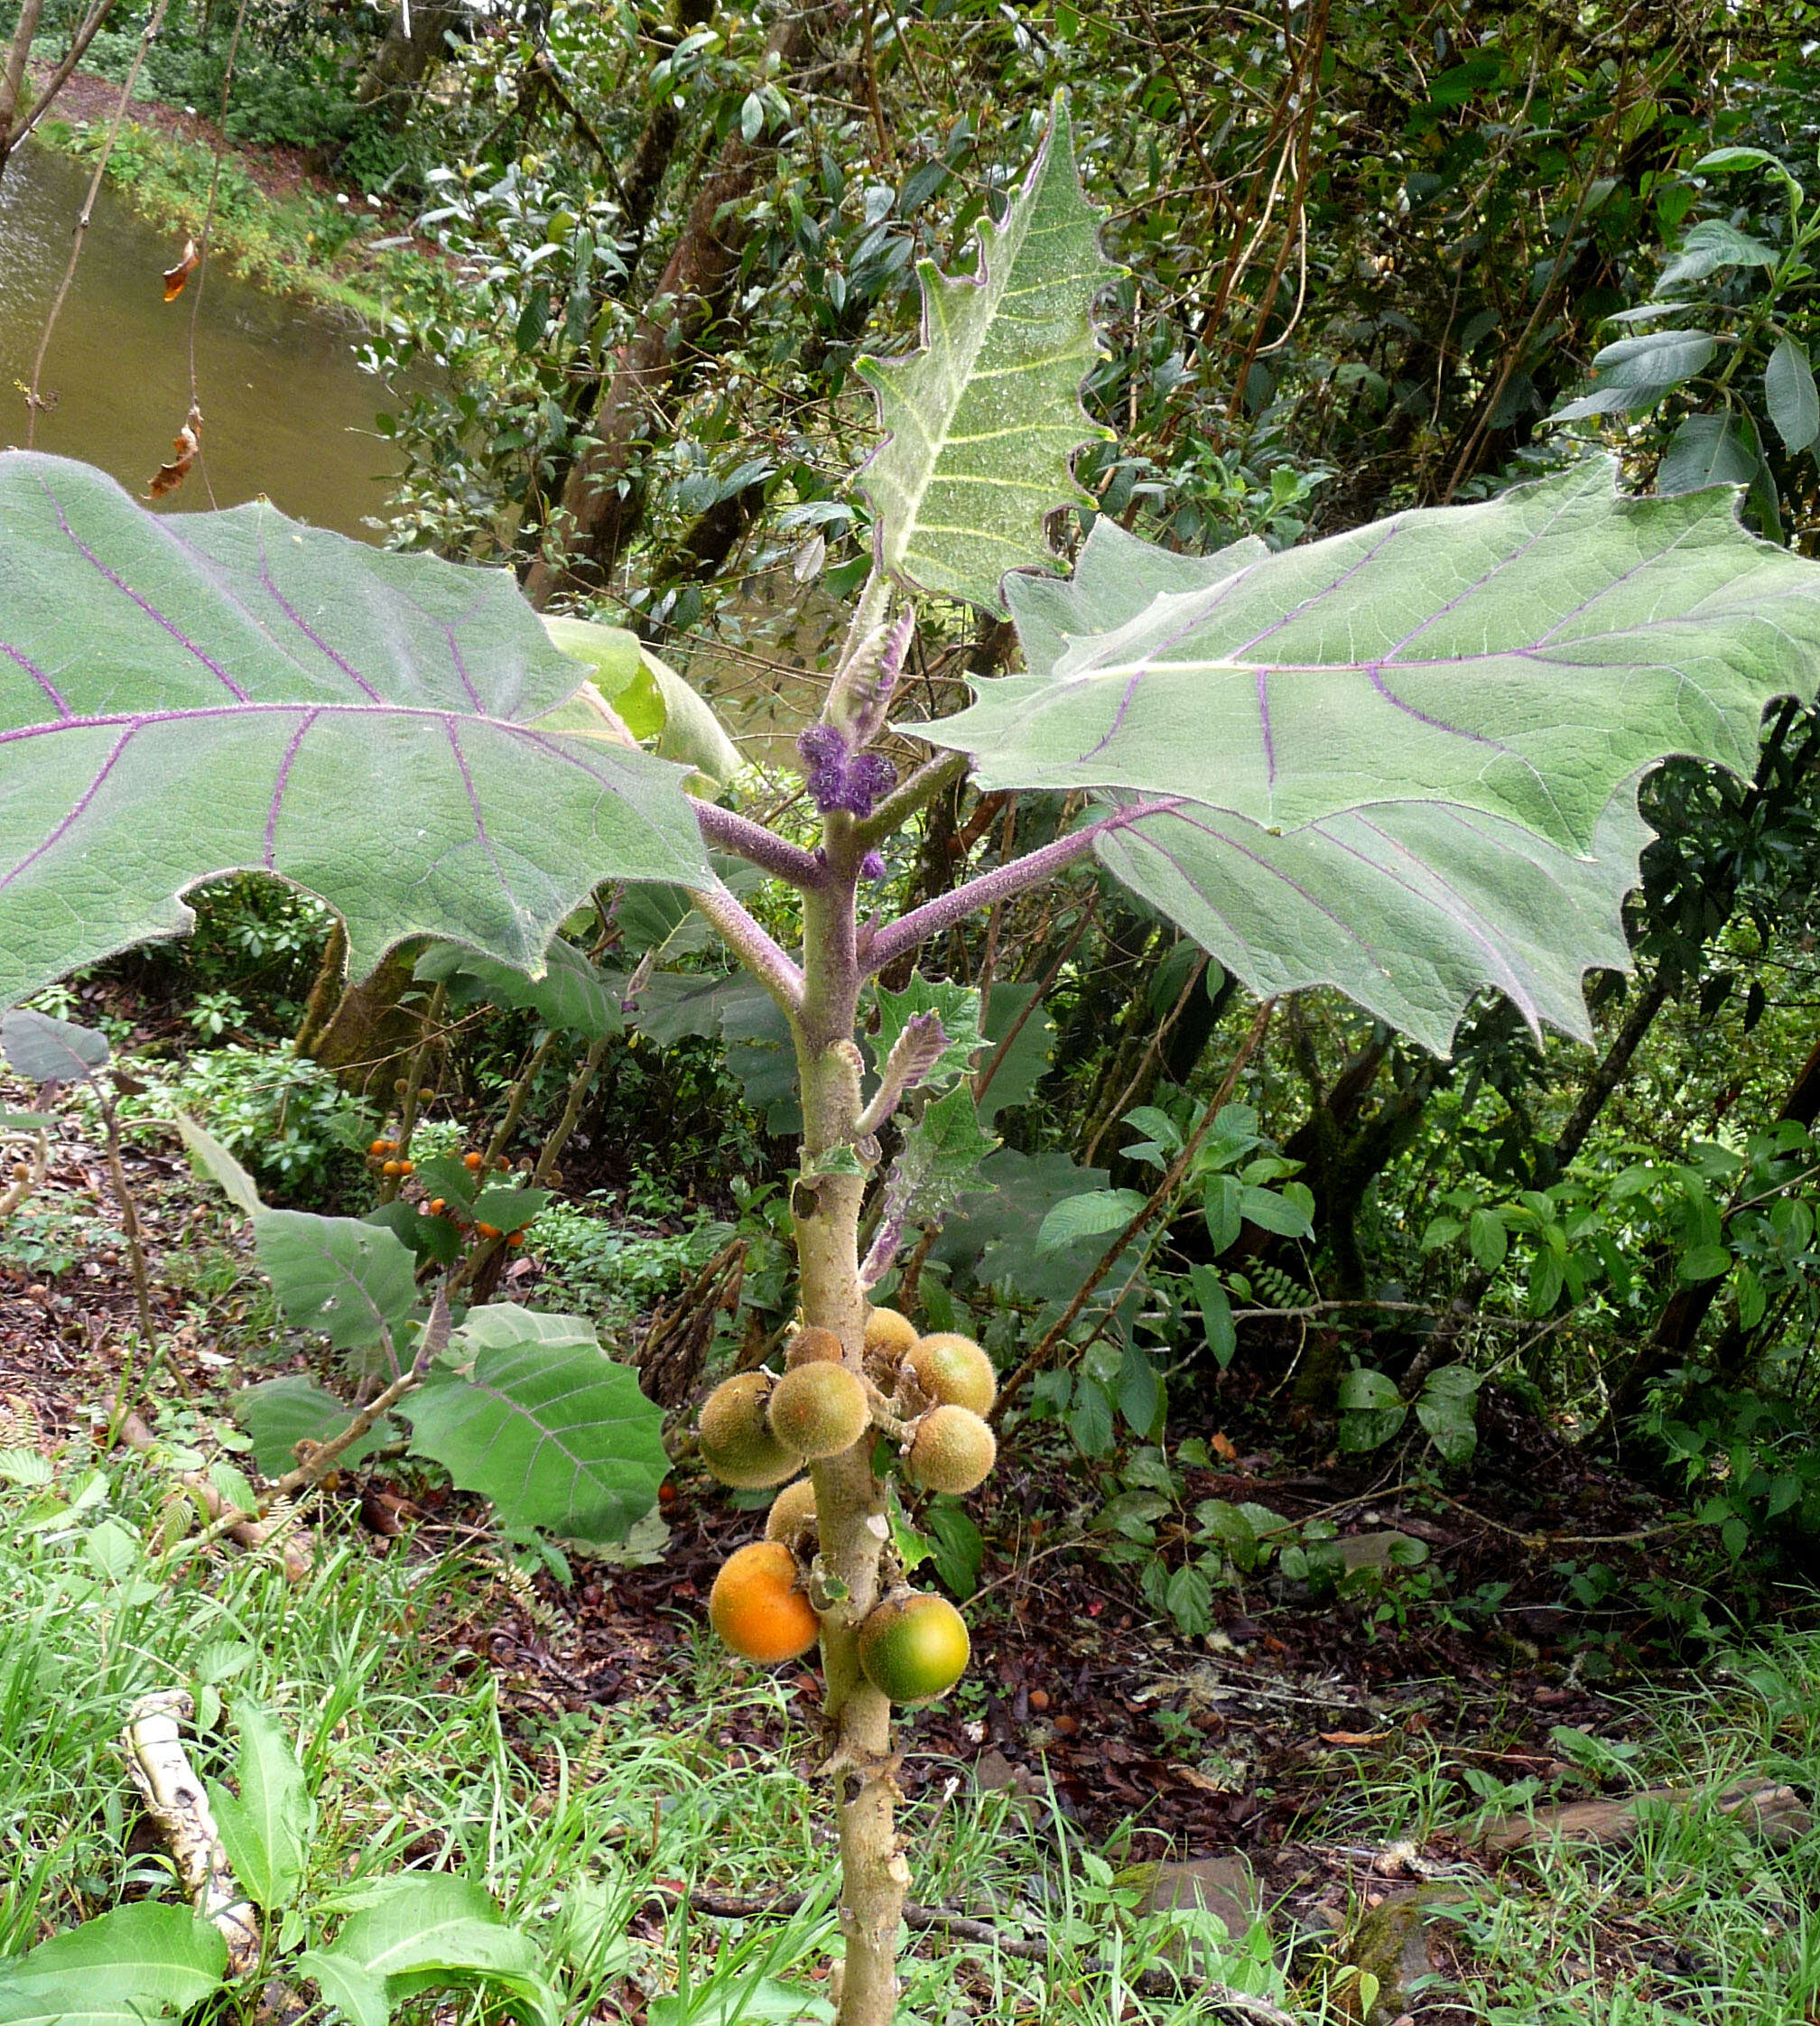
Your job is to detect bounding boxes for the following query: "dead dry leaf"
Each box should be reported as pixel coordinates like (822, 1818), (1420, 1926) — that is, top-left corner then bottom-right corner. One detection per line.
(162, 239), (200, 302)
(145, 404), (202, 500)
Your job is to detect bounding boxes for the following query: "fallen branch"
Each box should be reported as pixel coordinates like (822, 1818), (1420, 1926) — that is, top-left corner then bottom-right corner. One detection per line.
(116, 1412), (312, 1580)
(121, 1690), (260, 1975)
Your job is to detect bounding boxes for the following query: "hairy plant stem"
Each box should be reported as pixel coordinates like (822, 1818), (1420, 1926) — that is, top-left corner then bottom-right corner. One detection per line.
(791, 805), (906, 2026)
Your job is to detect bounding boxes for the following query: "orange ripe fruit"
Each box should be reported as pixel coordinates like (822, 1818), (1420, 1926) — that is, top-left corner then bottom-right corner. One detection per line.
(396, 1159), (414, 1176)
(428, 1198), (447, 1215)
(506, 1229), (526, 1248)
(368, 1138), (394, 1158)
(382, 1159), (404, 1177)
(494, 1156), (511, 1171)
(463, 1151), (485, 1172)
(709, 1541), (819, 1664)
(476, 1222), (502, 1241)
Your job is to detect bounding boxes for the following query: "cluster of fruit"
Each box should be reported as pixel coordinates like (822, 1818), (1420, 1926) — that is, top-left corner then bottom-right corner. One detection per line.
(367, 1138), (413, 1178)
(701, 1306), (997, 1705)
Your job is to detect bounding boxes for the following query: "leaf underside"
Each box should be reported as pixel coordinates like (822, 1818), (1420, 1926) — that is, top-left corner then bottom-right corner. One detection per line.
(0, 455), (709, 1008)
(921, 459), (1820, 1052)
(855, 90), (1114, 613)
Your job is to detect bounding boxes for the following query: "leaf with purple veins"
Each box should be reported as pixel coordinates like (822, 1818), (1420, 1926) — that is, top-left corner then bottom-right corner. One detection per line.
(0, 455), (708, 1006)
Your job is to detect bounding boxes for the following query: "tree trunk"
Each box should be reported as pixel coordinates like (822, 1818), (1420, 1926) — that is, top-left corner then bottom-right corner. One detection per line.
(302, 942), (427, 1097)
(354, 0), (463, 116)
(1, 0), (125, 178)
(521, 0), (830, 607)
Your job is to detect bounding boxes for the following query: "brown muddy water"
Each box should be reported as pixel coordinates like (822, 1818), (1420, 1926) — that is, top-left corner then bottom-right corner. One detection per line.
(0, 141), (407, 539)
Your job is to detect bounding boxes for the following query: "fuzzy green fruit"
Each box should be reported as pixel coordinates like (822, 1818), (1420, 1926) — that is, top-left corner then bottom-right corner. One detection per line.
(903, 1331), (996, 1414)
(698, 1372), (803, 1489)
(764, 1476), (819, 1545)
(905, 1403), (996, 1493)
(858, 1590), (970, 1703)
(767, 1361), (869, 1458)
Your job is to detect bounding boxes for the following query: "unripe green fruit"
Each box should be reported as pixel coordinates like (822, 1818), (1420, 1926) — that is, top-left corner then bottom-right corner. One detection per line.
(698, 1372), (803, 1488)
(904, 1331), (996, 1415)
(764, 1476), (818, 1545)
(905, 1404), (996, 1493)
(863, 1306), (919, 1359)
(858, 1590), (970, 1703)
(785, 1325), (845, 1367)
(767, 1362), (869, 1458)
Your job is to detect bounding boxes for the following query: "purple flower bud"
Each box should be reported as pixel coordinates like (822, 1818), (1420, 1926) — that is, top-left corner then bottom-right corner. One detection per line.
(861, 850), (886, 880)
(795, 725), (897, 818)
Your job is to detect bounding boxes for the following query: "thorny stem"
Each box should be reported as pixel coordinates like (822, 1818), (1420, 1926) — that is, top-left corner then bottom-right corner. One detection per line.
(484, 1032), (558, 1169)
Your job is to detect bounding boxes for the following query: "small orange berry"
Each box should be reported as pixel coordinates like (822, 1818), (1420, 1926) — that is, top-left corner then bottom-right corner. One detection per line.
(494, 1155), (511, 1171)
(396, 1159), (414, 1176)
(463, 1151), (484, 1172)
(428, 1198), (447, 1215)
(369, 1138), (394, 1157)
(506, 1229), (526, 1248)
(476, 1222), (502, 1241)
(382, 1159), (404, 1176)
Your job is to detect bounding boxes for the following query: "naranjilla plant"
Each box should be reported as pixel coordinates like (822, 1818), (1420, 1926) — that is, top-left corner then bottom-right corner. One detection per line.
(5, 92), (1820, 2026)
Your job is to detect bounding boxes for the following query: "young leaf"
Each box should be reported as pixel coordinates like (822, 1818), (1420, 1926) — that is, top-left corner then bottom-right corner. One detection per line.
(255, 1212), (418, 1353)
(860, 1083), (998, 1284)
(0, 1905), (227, 2026)
(1766, 336), (1820, 454)
(928, 460), (1820, 1053)
(870, 974), (982, 1086)
(542, 616), (743, 786)
(400, 1305), (668, 1544)
(854, 90), (1114, 612)
(0, 1009), (107, 1084)
(209, 1701), (311, 1910)
(0, 454), (708, 1009)
(232, 1375), (395, 1477)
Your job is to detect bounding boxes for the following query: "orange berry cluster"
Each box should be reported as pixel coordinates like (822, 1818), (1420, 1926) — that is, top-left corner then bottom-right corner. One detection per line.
(699, 1306), (995, 1705)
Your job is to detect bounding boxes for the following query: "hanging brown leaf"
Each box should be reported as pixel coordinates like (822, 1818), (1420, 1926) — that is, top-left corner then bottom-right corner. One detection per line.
(145, 404), (203, 500)
(162, 239), (200, 302)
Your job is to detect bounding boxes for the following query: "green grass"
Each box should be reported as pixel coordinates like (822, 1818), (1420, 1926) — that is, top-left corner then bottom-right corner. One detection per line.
(2, 1420), (1815, 2022)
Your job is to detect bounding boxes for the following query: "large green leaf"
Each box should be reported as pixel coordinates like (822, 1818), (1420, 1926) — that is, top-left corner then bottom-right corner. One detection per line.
(854, 91), (1114, 612)
(232, 1376), (394, 1478)
(923, 460), (1820, 1050)
(0, 1906), (227, 2026)
(399, 1304), (667, 1545)
(307, 1875), (555, 2026)
(0, 455), (709, 1008)
(255, 1212), (418, 1354)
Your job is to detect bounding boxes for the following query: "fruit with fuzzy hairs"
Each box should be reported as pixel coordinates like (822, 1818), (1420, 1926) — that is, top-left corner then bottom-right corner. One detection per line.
(857, 1590), (969, 1702)
(767, 1362), (869, 1458)
(905, 1404), (996, 1493)
(710, 1541), (820, 1663)
(765, 1477), (819, 1545)
(903, 1332), (996, 1414)
(863, 1306), (919, 1359)
(785, 1325), (845, 1367)
(699, 1373), (803, 1488)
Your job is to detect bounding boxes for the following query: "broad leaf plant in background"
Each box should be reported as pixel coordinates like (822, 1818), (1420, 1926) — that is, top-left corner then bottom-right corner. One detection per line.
(4, 96), (1820, 2026)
